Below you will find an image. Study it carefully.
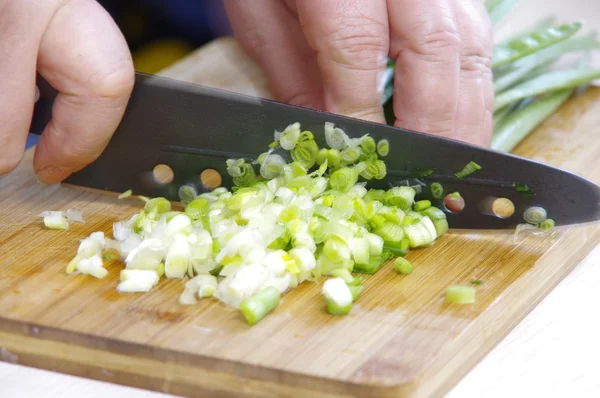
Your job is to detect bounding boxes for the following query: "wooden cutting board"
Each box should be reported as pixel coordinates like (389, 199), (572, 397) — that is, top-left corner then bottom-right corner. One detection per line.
(1, 37), (600, 398)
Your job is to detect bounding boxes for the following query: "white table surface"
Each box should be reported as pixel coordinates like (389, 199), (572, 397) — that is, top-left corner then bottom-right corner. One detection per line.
(3, 1), (600, 397)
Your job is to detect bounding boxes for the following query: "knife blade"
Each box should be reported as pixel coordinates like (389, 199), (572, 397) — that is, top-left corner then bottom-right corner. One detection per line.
(29, 72), (600, 229)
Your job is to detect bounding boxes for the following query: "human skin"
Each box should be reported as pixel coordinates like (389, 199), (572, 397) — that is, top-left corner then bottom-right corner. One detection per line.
(0, 0), (492, 184)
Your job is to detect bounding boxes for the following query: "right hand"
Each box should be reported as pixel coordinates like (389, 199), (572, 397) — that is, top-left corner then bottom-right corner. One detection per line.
(0, 0), (134, 184)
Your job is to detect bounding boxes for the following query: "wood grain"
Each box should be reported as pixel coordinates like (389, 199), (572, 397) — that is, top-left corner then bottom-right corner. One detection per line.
(1, 37), (600, 398)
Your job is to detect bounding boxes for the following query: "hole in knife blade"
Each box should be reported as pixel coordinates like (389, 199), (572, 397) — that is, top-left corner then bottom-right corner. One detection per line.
(443, 192), (465, 213)
(153, 164), (174, 185)
(200, 169), (222, 189)
(481, 197), (515, 219)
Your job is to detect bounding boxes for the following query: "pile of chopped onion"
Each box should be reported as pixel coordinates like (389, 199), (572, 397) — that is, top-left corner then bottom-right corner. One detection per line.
(65, 122), (451, 324)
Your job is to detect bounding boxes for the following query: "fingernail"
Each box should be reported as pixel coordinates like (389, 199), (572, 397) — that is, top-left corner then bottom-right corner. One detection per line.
(35, 165), (72, 184)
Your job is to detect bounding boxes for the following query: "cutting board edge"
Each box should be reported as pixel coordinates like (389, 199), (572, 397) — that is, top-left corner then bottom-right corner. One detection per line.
(0, 316), (414, 398)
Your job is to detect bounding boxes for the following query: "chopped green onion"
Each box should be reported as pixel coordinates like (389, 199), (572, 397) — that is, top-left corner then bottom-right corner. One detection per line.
(383, 239), (409, 257)
(412, 168), (436, 178)
(329, 167), (358, 192)
(353, 256), (385, 274)
(178, 185), (197, 204)
(471, 280), (483, 286)
(376, 139), (389, 157)
(340, 146), (362, 164)
(326, 299), (352, 315)
(445, 285), (476, 304)
(414, 200), (431, 211)
(430, 182), (444, 199)
(384, 186), (415, 210)
(118, 189), (133, 199)
(291, 137), (319, 169)
(144, 197), (171, 215)
(348, 284), (364, 301)
(523, 206), (547, 224)
(360, 136), (376, 154)
(539, 218), (555, 231)
(454, 161), (482, 179)
(239, 287), (281, 325)
(513, 182), (535, 198)
(331, 268), (354, 283)
(394, 257), (414, 274)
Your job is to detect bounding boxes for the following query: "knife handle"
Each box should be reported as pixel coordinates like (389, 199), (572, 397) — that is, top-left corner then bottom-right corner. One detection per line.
(30, 75), (59, 136)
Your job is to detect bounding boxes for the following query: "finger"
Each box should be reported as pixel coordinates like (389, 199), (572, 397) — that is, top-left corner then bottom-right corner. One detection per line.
(296, 0), (389, 123)
(0, 2), (50, 174)
(453, 0), (494, 146)
(223, 0), (324, 109)
(388, 0), (461, 138)
(34, 0), (134, 184)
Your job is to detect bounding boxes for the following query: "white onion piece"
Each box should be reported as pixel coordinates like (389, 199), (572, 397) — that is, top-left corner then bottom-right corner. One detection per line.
(118, 269), (159, 293)
(322, 277), (352, 307)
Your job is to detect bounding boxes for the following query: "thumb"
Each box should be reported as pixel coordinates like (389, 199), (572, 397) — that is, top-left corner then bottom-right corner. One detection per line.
(34, 0), (134, 184)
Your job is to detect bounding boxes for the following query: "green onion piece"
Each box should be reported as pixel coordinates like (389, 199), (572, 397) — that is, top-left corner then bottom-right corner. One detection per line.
(360, 136), (377, 154)
(178, 185), (197, 204)
(454, 161), (482, 179)
(394, 257), (414, 274)
(414, 200), (431, 211)
(412, 168), (436, 178)
(445, 285), (476, 304)
(233, 163), (257, 187)
(268, 141), (280, 149)
(423, 207), (446, 220)
(323, 236), (352, 264)
(539, 218), (555, 231)
(383, 239), (409, 257)
(384, 186), (416, 210)
(523, 206), (547, 224)
(331, 268), (354, 283)
(316, 148), (328, 165)
(329, 167), (358, 192)
(239, 287), (281, 325)
(512, 182), (536, 198)
(137, 195), (151, 203)
(326, 299), (352, 315)
(118, 189), (133, 199)
(44, 214), (69, 230)
(348, 284), (364, 302)
(432, 218), (449, 237)
(185, 197), (210, 220)
(376, 139), (389, 157)
(144, 197), (171, 215)
(291, 138), (319, 169)
(471, 280), (483, 286)
(404, 220), (435, 248)
(374, 160), (387, 180)
(327, 149), (341, 167)
(430, 182), (444, 199)
(364, 189), (385, 202)
(353, 256), (385, 274)
(375, 221), (404, 242)
(340, 146), (362, 164)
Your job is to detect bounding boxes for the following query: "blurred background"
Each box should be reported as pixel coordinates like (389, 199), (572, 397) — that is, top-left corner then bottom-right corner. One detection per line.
(97, 0), (232, 74)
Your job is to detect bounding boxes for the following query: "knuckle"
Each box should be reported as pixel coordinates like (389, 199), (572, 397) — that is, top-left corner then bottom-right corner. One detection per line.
(416, 27), (462, 57)
(87, 60), (135, 99)
(280, 89), (321, 109)
(322, 17), (388, 67)
(460, 51), (492, 74)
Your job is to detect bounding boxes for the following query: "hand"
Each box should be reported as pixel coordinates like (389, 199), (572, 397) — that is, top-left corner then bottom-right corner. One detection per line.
(0, 0), (134, 183)
(224, 0), (493, 146)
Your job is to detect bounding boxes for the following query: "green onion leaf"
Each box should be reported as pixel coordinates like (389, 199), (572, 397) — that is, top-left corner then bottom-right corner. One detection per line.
(454, 161), (482, 179)
(445, 285), (476, 304)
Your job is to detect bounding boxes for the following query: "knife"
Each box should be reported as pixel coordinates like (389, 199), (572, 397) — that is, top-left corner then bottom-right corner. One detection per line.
(29, 72), (600, 229)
